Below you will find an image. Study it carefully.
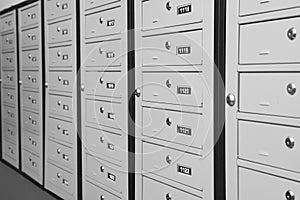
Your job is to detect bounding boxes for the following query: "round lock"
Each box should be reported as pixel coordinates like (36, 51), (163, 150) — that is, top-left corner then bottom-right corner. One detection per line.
(226, 93), (236, 107)
(57, 124), (61, 130)
(166, 117), (172, 126)
(99, 17), (104, 24)
(287, 83), (297, 95)
(165, 41), (171, 50)
(56, 2), (60, 7)
(166, 155), (172, 164)
(100, 166), (105, 172)
(99, 48), (104, 54)
(99, 77), (104, 84)
(100, 195), (105, 200)
(100, 107), (105, 114)
(58, 76), (62, 81)
(166, 79), (172, 88)
(135, 88), (141, 97)
(57, 148), (61, 154)
(100, 137), (105, 143)
(287, 27), (297, 41)
(57, 27), (61, 32)
(285, 137), (295, 149)
(286, 190), (295, 200)
(57, 173), (61, 178)
(57, 100), (62, 106)
(166, 1), (172, 11)
(57, 51), (62, 57)
(166, 193), (172, 200)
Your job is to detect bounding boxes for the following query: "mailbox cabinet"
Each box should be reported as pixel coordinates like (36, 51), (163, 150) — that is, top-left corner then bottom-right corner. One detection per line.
(44, 0), (78, 199)
(1, 10), (19, 169)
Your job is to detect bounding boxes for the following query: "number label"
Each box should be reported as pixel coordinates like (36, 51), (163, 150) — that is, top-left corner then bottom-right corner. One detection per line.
(177, 4), (192, 15)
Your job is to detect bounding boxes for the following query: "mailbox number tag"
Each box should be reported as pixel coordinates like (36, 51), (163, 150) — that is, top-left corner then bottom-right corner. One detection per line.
(108, 172), (116, 182)
(106, 51), (115, 59)
(177, 4), (192, 15)
(177, 164), (192, 176)
(107, 19), (115, 27)
(177, 86), (191, 95)
(106, 82), (116, 89)
(177, 46), (191, 55)
(177, 125), (192, 136)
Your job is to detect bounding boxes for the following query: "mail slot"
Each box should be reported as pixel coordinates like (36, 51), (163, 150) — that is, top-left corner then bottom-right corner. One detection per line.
(2, 52), (15, 69)
(3, 71), (16, 87)
(3, 122), (17, 143)
(23, 130), (41, 155)
(22, 71), (40, 90)
(85, 180), (120, 200)
(23, 110), (40, 133)
(21, 49), (40, 69)
(48, 19), (72, 44)
(49, 71), (75, 93)
(48, 94), (73, 119)
(22, 90), (40, 111)
(49, 45), (73, 68)
(47, 116), (75, 145)
(1, 32), (15, 51)
(22, 149), (41, 183)
(3, 105), (17, 123)
(21, 27), (40, 47)
(47, 0), (73, 21)
(20, 4), (39, 28)
(3, 87), (16, 106)
(1, 12), (15, 32)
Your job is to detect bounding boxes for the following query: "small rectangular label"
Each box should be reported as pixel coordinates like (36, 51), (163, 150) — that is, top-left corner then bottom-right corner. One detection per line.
(177, 164), (192, 176)
(108, 143), (115, 151)
(62, 55), (68, 60)
(177, 125), (192, 136)
(177, 86), (191, 95)
(62, 29), (68, 35)
(177, 4), (192, 15)
(108, 173), (116, 182)
(107, 19), (115, 27)
(108, 113), (115, 120)
(106, 82), (115, 89)
(106, 51), (115, 59)
(177, 46), (191, 55)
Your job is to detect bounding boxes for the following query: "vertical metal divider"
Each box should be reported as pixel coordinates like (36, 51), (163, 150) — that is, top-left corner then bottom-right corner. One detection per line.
(214, 0), (226, 200)
(76, 0), (82, 198)
(41, 0), (46, 187)
(16, 7), (22, 171)
(128, 0), (135, 200)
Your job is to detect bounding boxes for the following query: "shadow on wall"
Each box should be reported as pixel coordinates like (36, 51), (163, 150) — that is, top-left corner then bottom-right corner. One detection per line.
(0, 162), (56, 200)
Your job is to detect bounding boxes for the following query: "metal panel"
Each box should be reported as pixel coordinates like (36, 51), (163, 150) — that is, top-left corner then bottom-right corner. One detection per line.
(23, 130), (41, 155)
(142, 141), (207, 192)
(47, 0), (73, 21)
(142, 107), (205, 150)
(48, 19), (72, 44)
(240, 73), (300, 118)
(2, 140), (18, 163)
(142, 0), (203, 31)
(21, 49), (40, 69)
(1, 52), (16, 69)
(49, 71), (75, 93)
(3, 123), (17, 144)
(20, 4), (39, 28)
(85, 181), (121, 200)
(2, 70), (17, 87)
(85, 126), (124, 163)
(22, 110), (41, 133)
(47, 139), (75, 171)
(0, 12), (15, 32)
(2, 87), (16, 106)
(84, 39), (122, 67)
(143, 176), (201, 200)
(142, 29), (203, 66)
(1, 32), (15, 51)
(21, 70), (40, 90)
(49, 45), (73, 68)
(239, 17), (300, 64)
(86, 153), (122, 193)
(85, 5), (122, 38)
(84, 70), (123, 98)
(239, 121), (300, 173)
(21, 27), (40, 47)
(142, 72), (204, 108)
(47, 116), (75, 146)
(48, 94), (74, 119)
(240, 0), (300, 16)
(22, 90), (41, 111)
(239, 168), (300, 200)
(22, 149), (42, 182)
(3, 105), (17, 123)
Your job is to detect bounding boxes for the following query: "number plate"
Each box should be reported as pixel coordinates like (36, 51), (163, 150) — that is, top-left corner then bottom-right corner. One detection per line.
(177, 46), (191, 55)
(106, 82), (116, 89)
(177, 125), (192, 136)
(177, 86), (191, 95)
(106, 51), (115, 58)
(107, 19), (115, 27)
(177, 164), (192, 176)
(177, 4), (192, 15)
(108, 172), (116, 181)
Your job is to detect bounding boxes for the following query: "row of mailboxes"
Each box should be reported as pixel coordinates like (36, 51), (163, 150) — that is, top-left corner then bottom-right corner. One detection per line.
(0, 0), (225, 200)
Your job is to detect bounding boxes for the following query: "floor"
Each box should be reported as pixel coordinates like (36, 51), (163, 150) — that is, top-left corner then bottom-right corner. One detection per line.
(0, 162), (56, 200)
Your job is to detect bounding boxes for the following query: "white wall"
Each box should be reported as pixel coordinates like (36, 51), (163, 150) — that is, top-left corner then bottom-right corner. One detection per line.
(0, 0), (24, 11)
